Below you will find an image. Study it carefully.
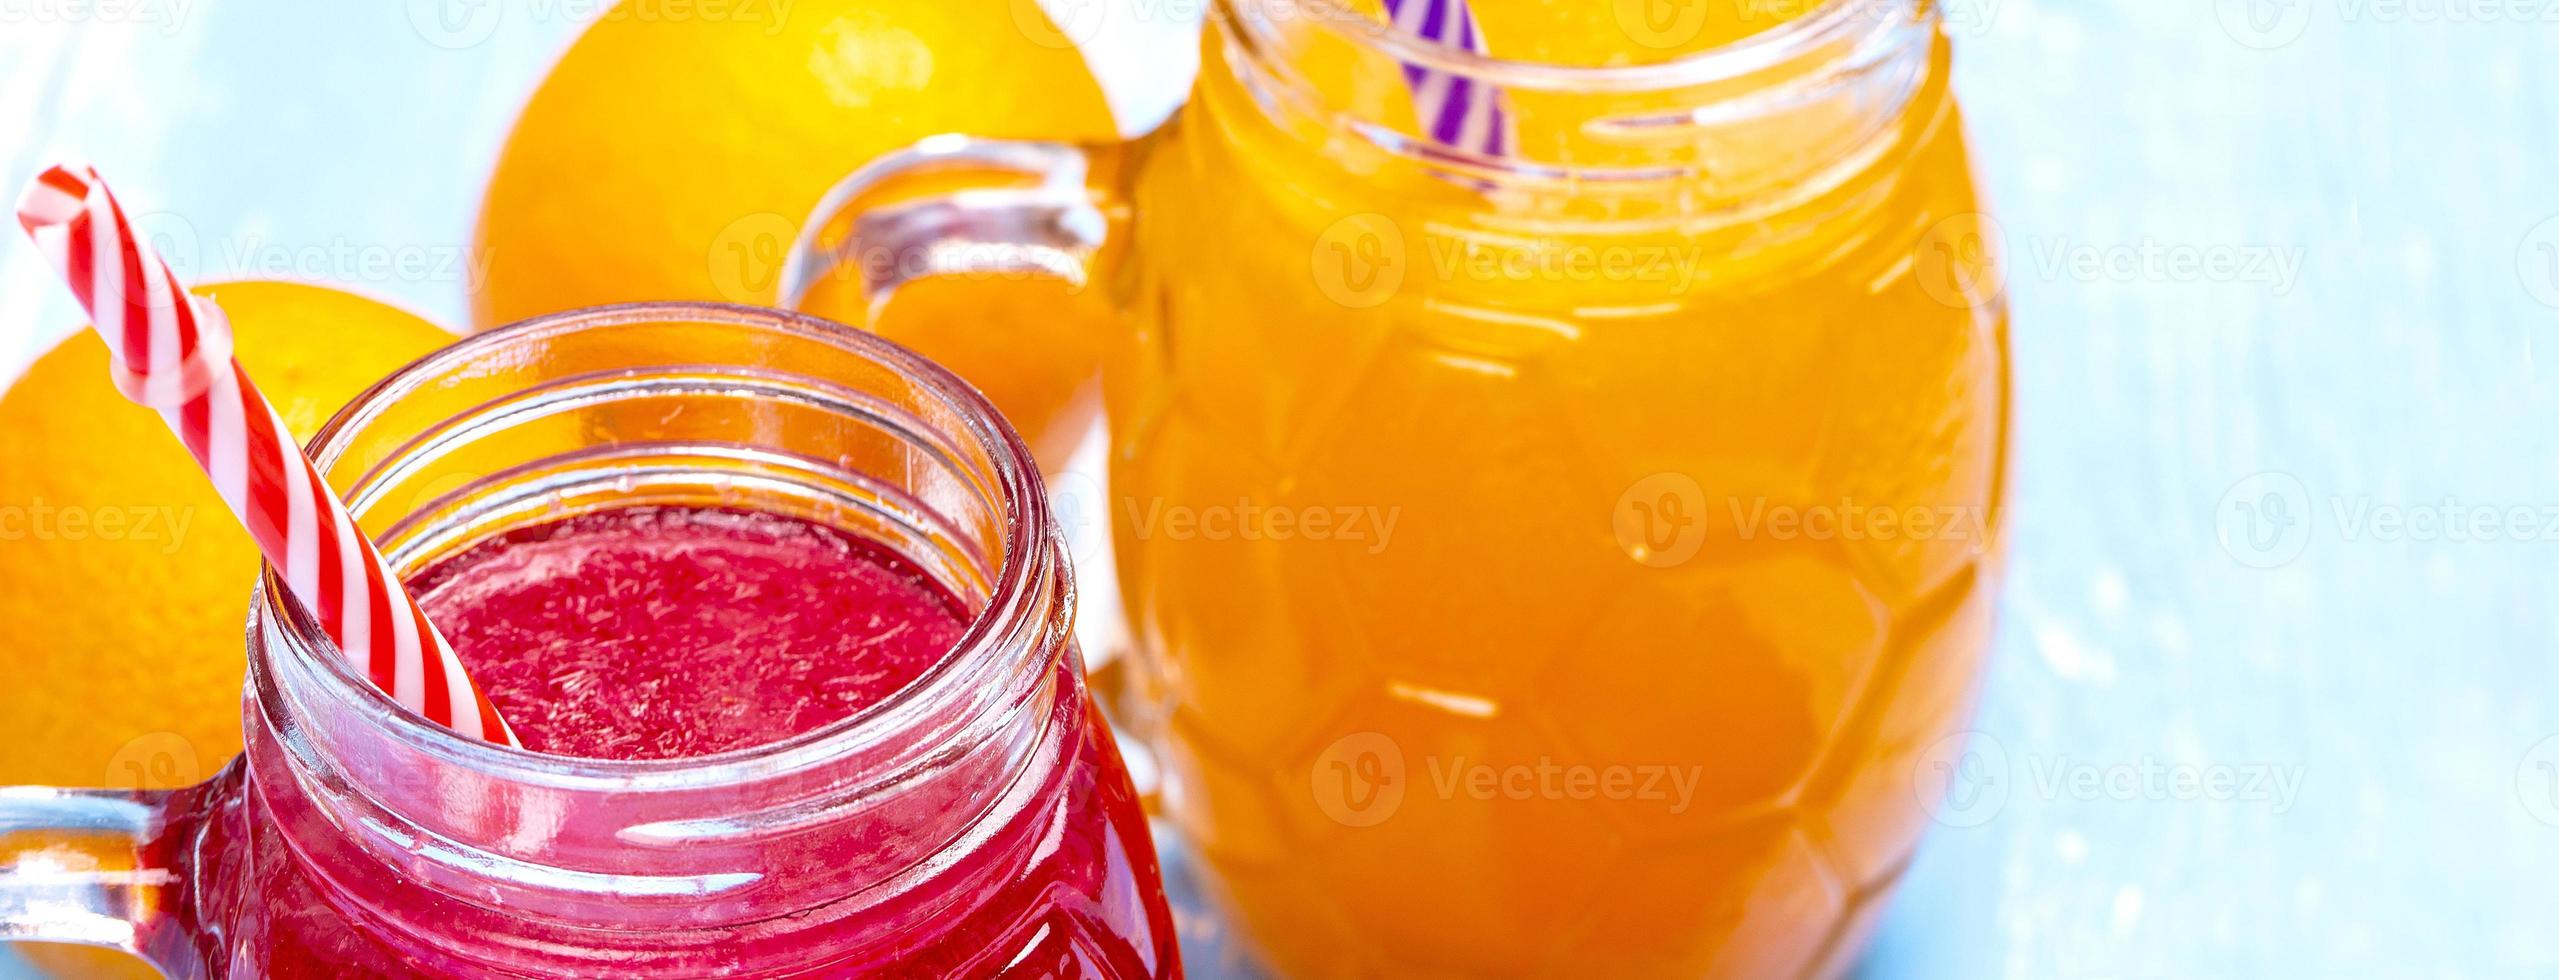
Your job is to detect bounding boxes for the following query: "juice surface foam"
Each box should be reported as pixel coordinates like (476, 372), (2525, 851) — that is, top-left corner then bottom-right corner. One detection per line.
(412, 506), (969, 760)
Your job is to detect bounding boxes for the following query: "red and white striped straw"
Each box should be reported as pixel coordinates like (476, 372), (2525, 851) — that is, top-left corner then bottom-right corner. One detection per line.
(14, 164), (516, 747)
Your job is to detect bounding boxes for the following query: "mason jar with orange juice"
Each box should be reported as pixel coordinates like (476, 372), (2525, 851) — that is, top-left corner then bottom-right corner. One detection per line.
(778, 0), (2009, 975)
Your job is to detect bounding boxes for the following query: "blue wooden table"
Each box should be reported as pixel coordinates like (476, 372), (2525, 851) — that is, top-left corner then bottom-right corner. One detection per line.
(3, 2), (2555, 976)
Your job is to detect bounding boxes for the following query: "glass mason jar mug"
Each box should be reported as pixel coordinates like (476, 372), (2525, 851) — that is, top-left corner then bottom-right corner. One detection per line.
(0, 304), (1178, 977)
(784, 0), (2010, 975)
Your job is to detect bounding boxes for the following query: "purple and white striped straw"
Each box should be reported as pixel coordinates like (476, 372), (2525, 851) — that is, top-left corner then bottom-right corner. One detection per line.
(1381, 0), (1512, 158)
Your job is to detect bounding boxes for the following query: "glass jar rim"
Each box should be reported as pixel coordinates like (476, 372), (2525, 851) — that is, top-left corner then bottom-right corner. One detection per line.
(1230, 0), (1927, 94)
(254, 300), (1060, 794)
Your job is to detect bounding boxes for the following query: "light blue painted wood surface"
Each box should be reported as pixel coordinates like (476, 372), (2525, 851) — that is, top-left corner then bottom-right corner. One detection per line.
(2, 1), (2555, 976)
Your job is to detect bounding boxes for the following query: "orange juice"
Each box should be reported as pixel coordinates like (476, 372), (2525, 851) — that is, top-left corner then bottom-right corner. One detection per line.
(1100, 2), (2009, 976)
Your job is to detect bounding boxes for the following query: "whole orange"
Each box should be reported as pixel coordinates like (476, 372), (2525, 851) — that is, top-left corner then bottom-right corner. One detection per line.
(0, 281), (454, 979)
(473, 1), (1123, 468)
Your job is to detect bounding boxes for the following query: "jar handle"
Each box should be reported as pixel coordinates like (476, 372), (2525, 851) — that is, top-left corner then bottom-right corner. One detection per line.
(778, 133), (1132, 321)
(1, 786), (196, 976)
(783, 134), (1165, 812)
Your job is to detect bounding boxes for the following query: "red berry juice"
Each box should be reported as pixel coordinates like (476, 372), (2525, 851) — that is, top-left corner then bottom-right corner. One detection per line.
(414, 506), (971, 761)
(147, 505), (1177, 977)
